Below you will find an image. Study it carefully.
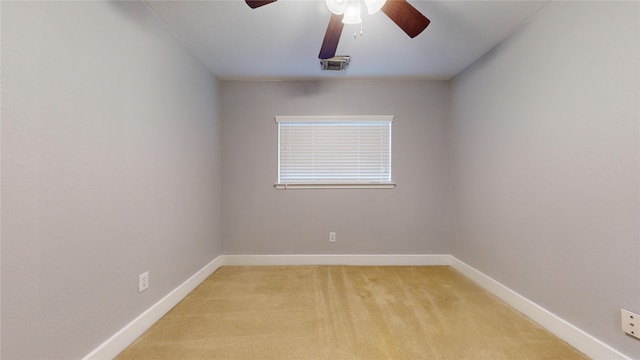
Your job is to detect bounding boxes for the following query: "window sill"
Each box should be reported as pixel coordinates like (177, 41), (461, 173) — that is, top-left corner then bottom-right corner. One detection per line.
(274, 183), (396, 190)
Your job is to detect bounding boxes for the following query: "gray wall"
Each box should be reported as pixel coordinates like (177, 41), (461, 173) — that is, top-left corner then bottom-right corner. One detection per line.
(451, 1), (639, 358)
(1, 2), (222, 359)
(221, 80), (450, 255)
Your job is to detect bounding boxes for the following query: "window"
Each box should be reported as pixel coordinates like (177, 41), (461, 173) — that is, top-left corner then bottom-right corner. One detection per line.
(275, 115), (395, 189)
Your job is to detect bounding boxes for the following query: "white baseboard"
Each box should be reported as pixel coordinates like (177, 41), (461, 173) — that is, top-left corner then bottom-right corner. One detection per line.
(449, 257), (630, 360)
(219, 254), (451, 266)
(82, 256), (225, 360)
(83, 254), (628, 360)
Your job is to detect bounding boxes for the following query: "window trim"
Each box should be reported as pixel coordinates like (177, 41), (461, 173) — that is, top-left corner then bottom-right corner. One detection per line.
(274, 115), (396, 190)
(274, 183), (396, 190)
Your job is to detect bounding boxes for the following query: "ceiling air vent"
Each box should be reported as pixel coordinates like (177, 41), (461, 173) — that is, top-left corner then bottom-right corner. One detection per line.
(320, 56), (350, 71)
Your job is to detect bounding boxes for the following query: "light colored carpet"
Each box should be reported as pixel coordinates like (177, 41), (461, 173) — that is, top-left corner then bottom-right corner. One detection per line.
(116, 266), (588, 360)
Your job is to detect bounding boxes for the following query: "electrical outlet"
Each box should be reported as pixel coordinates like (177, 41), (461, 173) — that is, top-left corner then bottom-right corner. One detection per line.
(138, 271), (149, 293)
(329, 232), (336, 243)
(621, 309), (639, 340)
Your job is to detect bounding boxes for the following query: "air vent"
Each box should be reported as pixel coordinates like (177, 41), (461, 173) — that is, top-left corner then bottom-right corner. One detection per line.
(320, 56), (350, 71)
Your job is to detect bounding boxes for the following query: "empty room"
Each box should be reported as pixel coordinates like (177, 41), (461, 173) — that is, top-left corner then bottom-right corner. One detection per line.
(1, 0), (638, 359)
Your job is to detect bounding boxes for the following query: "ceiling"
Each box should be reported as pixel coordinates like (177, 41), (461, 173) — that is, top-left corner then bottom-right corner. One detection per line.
(144, 0), (550, 80)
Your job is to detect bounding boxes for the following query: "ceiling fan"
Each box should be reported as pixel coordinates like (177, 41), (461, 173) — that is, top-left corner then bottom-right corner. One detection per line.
(245, 0), (430, 60)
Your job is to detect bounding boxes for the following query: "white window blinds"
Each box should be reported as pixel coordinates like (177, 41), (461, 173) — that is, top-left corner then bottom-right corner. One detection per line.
(276, 116), (394, 189)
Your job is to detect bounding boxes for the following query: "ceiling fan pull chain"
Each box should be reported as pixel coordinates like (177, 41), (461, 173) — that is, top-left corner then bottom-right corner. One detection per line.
(355, 9), (364, 39)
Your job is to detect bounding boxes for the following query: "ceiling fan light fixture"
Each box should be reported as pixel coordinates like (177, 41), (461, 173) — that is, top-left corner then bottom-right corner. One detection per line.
(341, 0), (362, 24)
(364, 0), (386, 15)
(326, 0), (347, 15)
(244, 0), (431, 62)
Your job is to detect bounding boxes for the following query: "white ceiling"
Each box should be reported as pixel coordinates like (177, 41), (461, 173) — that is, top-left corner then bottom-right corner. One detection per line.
(144, 0), (550, 80)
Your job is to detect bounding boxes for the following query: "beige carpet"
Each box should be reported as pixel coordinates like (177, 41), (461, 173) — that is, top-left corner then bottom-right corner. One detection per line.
(116, 266), (588, 360)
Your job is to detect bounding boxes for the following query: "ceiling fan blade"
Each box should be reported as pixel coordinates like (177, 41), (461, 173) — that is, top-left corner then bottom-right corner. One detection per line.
(318, 14), (344, 59)
(381, 0), (430, 38)
(245, 0), (277, 9)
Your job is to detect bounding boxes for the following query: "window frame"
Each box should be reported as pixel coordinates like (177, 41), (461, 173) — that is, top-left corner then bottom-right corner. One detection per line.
(274, 115), (396, 190)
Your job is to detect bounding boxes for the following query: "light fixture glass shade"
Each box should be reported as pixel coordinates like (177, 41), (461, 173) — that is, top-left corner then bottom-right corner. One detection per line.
(363, 0), (386, 14)
(326, 0), (347, 15)
(341, 0), (362, 24)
